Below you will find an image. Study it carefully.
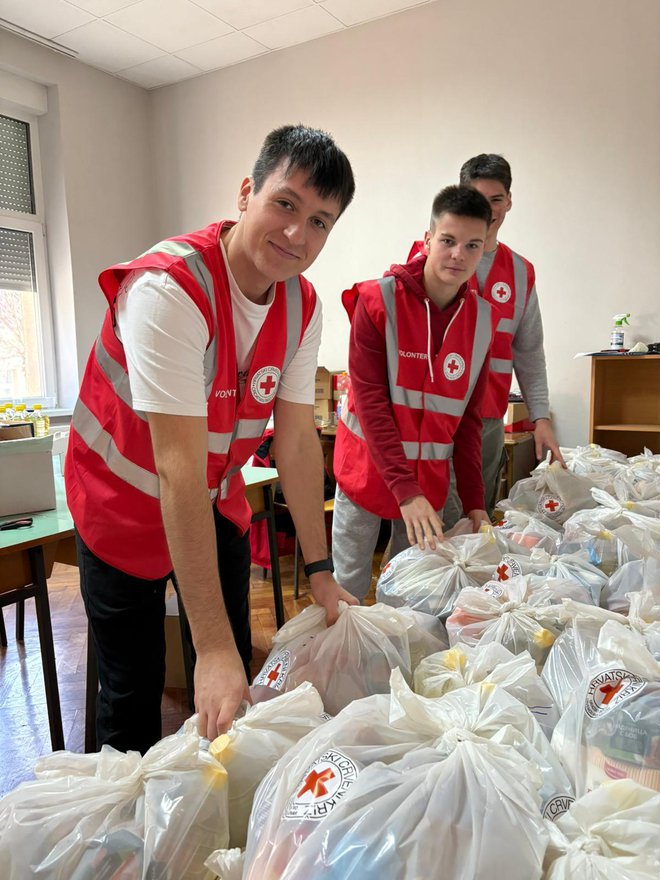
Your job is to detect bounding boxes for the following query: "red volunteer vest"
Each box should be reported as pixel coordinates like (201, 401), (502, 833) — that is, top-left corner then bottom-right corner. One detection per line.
(407, 240), (534, 419)
(334, 272), (492, 519)
(65, 221), (316, 579)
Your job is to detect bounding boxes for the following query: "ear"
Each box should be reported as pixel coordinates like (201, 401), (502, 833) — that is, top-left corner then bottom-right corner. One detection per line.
(423, 230), (432, 251)
(237, 177), (253, 213)
(505, 191), (512, 214)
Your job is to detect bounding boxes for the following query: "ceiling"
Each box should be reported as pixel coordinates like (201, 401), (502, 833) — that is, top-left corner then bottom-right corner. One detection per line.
(0, 0), (437, 90)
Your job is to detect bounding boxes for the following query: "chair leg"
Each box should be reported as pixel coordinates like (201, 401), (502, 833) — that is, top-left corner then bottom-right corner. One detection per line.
(0, 608), (7, 648)
(293, 536), (300, 600)
(15, 599), (25, 642)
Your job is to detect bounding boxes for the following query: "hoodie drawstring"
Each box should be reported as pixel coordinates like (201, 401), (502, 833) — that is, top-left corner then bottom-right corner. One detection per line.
(424, 298), (435, 383)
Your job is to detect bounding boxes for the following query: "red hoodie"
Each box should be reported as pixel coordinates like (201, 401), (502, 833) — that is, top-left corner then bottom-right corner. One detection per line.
(347, 256), (489, 515)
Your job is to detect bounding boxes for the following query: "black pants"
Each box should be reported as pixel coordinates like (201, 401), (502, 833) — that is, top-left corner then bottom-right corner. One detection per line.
(77, 505), (252, 754)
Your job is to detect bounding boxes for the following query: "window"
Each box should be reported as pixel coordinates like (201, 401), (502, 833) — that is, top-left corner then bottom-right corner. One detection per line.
(0, 110), (56, 405)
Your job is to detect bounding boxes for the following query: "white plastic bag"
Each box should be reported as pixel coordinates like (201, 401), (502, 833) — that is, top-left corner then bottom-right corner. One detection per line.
(492, 511), (560, 554)
(498, 461), (599, 526)
(279, 741), (549, 880)
(446, 576), (566, 669)
(541, 601), (627, 714)
(413, 642), (558, 736)
(0, 730), (228, 880)
(544, 779), (660, 879)
(253, 602), (446, 714)
(208, 683), (326, 848)
(602, 558), (660, 614)
(551, 621), (660, 796)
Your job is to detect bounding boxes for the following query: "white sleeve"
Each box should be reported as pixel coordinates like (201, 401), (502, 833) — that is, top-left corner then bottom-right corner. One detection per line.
(276, 296), (323, 405)
(115, 270), (210, 417)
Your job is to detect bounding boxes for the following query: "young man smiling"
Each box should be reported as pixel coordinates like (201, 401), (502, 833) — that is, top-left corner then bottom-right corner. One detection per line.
(440, 154), (564, 529)
(66, 125), (357, 751)
(331, 186), (494, 601)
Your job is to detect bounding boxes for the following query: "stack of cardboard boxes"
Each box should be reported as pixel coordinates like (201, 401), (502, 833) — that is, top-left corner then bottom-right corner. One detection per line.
(314, 368), (351, 424)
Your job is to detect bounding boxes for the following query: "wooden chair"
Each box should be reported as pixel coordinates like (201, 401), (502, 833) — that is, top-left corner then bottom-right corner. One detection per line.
(0, 600), (25, 647)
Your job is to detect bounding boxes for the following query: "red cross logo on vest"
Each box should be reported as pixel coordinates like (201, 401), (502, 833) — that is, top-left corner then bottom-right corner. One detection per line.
(297, 767), (335, 799)
(251, 365), (281, 404)
(443, 352), (465, 381)
(491, 281), (512, 304)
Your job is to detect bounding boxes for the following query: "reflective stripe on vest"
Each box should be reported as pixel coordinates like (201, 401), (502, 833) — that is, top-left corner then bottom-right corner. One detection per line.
(72, 398), (161, 498)
(342, 409), (453, 461)
(95, 337), (147, 422)
(490, 357), (514, 374)
(379, 276), (492, 419)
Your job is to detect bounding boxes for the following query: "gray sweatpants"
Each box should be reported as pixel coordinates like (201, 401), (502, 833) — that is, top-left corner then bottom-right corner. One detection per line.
(442, 417), (506, 531)
(332, 486), (434, 601)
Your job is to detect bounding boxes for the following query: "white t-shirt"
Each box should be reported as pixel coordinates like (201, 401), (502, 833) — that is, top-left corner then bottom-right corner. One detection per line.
(115, 241), (322, 416)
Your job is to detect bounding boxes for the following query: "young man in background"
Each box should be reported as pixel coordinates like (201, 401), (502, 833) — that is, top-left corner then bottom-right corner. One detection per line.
(440, 154), (564, 528)
(332, 186), (494, 601)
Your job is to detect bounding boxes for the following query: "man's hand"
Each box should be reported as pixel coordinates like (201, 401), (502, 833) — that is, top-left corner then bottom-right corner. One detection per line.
(534, 418), (566, 467)
(400, 495), (444, 550)
(466, 509), (490, 533)
(310, 570), (359, 625)
(194, 647), (250, 741)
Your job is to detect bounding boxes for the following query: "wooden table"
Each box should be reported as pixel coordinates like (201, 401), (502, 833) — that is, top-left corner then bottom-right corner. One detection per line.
(1, 465), (283, 755)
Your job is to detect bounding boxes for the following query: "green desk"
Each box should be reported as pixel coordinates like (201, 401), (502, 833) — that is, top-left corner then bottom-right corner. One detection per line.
(0, 476), (74, 752)
(1, 466), (284, 755)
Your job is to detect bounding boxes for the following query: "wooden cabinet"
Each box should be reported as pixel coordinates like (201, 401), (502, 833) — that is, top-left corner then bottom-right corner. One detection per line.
(589, 354), (660, 455)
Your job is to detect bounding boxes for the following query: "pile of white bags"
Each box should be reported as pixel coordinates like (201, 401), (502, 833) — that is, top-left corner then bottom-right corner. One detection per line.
(0, 730), (228, 880)
(488, 548), (606, 604)
(602, 557), (660, 614)
(375, 531), (501, 619)
(252, 601), (447, 715)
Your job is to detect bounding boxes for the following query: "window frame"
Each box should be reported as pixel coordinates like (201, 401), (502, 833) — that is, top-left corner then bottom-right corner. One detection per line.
(0, 103), (57, 407)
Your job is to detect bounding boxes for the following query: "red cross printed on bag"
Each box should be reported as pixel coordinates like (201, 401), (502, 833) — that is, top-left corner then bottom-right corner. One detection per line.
(266, 662), (282, 686)
(491, 282), (512, 303)
(544, 498), (560, 512)
(496, 563), (510, 581)
(297, 767), (335, 799)
(598, 680), (625, 706)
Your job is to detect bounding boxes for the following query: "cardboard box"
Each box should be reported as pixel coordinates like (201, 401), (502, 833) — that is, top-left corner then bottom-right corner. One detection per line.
(0, 421), (34, 440)
(0, 434), (56, 517)
(315, 366), (333, 401)
(504, 402), (535, 434)
(314, 399), (333, 423)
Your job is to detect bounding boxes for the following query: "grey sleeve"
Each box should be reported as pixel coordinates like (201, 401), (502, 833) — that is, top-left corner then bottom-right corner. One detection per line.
(511, 284), (550, 421)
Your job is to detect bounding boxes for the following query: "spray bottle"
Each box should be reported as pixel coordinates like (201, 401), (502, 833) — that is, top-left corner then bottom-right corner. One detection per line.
(610, 313), (630, 350)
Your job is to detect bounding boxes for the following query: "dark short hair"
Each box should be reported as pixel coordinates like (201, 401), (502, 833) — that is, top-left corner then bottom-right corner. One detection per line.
(430, 185), (492, 229)
(252, 124), (355, 216)
(460, 154), (512, 193)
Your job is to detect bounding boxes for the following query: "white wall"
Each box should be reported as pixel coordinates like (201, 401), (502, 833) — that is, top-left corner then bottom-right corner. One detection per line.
(149, 0), (660, 446)
(0, 30), (157, 406)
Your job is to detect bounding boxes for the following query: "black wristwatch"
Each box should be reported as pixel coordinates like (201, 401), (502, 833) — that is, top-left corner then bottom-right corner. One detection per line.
(304, 557), (335, 577)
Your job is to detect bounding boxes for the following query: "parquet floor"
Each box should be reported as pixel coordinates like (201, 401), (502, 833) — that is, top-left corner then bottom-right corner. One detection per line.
(0, 552), (381, 797)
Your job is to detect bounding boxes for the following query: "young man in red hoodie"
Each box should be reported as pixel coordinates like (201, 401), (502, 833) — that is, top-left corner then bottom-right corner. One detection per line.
(331, 186), (494, 600)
